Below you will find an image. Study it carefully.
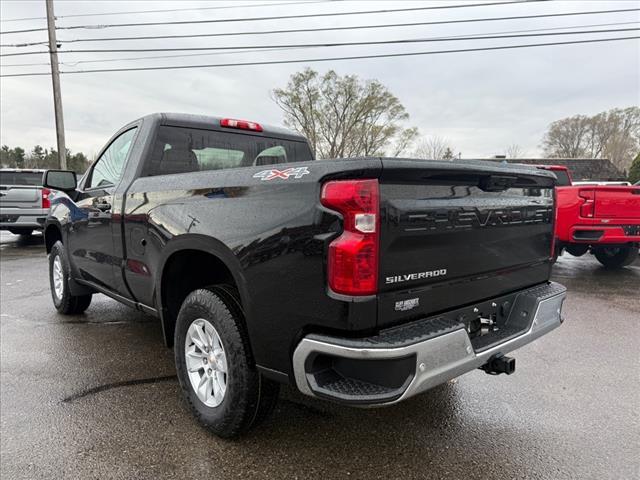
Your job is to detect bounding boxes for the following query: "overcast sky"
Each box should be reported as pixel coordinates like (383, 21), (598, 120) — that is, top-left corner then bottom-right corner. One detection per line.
(1, 0), (638, 159)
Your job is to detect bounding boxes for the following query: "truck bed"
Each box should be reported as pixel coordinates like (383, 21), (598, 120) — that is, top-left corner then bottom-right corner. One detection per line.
(556, 184), (640, 243)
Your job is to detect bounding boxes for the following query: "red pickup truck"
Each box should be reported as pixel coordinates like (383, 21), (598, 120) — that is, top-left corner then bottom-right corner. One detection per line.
(539, 165), (640, 268)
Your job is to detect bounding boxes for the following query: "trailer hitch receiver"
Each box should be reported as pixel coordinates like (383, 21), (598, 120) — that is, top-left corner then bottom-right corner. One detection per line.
(480, 354), (516, 375)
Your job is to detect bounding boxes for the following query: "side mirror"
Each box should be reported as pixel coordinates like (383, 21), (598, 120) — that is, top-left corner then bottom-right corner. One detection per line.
(43, 169), (77, 192)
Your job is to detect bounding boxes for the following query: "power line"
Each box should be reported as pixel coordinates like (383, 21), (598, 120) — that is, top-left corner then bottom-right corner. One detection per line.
(5, 20), (636, 67)
(0, 1), (333, 23)
(0, 26), (49, 35)
(3, 26), (637, 57)
(1, 47), (320, 68)
(60, 46), (314, 66)
(1, 36), (637, 78)
(61, 1), (545, 30)
(52, 7), (640, 45)
(0, 40), (48, 48)
(0, 0), (542, 35)
(4, 6), (636, 48)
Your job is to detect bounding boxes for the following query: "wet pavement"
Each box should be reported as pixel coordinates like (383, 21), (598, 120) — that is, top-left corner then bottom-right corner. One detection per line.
(1, 231), (638, 479)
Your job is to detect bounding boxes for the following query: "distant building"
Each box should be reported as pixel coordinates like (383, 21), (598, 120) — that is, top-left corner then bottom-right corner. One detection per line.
(482, 158), (625, 182)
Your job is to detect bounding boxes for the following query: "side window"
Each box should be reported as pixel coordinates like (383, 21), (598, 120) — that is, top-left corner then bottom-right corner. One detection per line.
(87, 128), (137, 189)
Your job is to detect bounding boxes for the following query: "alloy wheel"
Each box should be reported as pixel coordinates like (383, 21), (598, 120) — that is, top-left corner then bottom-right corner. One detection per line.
(52, 254), (64, 300)
(184, 318), (228, 407)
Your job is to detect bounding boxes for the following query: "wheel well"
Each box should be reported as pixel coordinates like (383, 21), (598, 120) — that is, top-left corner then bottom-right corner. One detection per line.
(160, 249), (239, 347)
(45, 225), (62, 253)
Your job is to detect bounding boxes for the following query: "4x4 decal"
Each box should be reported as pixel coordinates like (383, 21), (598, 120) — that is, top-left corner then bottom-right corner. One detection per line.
(253, 167), (310, 181)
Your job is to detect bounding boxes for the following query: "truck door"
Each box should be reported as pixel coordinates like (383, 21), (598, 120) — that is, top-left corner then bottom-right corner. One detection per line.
(68, 128), (137, 290)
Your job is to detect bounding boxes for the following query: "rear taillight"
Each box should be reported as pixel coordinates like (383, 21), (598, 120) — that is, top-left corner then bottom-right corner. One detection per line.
(320, 179), (379, 296)
(578, 188), (595, 218)
(41, 187), (51, 209)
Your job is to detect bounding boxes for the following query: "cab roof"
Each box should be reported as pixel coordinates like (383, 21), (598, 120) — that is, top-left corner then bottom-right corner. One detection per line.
(142, 113), (308, 143)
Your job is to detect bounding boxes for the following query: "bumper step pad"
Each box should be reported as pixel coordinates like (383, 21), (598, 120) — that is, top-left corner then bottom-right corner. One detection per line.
(294, 282), (566, 405)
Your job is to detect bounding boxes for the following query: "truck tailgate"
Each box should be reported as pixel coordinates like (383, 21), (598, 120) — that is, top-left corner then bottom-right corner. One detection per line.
(377, 159), (555, 327)
(0, 186), (40, 208)
(593, 186), (640, 219)
(0, 171), (43, 209)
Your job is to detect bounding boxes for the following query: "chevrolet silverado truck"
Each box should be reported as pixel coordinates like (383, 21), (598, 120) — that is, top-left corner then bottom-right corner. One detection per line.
(43, 113), (566, 438)
(0, 168), (52, 236)
(537, 165), (640, 268)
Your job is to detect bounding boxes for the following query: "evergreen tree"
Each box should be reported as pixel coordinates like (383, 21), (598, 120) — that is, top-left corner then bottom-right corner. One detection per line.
(628, 152), (640, 184)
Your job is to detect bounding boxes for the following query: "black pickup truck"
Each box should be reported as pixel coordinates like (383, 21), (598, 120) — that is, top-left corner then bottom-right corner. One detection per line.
(43, 113), (566, 437)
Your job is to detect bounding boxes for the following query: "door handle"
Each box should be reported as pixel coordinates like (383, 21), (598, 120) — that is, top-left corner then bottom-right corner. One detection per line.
(95, 202), (111, 211)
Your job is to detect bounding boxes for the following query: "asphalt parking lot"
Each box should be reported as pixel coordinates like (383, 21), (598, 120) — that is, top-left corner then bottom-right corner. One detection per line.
(0, 231), (638, 480)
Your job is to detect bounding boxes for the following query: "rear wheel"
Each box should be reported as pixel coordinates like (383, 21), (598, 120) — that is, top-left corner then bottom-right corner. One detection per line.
(49, 241), (92, 314)
(174, 287), (279, 438)
(593, 245), (638, 269)
(565, 244), (589, 257)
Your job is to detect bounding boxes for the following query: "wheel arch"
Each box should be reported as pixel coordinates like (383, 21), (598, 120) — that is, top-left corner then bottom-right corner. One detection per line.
(156, 234), (249, 348)
(44, 222), (63, 254)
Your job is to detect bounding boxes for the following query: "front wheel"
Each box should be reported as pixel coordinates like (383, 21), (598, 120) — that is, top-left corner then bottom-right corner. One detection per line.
(174, 287), (279, 438)
(593, 245), (639, 269)
(49, 241), (92, 314)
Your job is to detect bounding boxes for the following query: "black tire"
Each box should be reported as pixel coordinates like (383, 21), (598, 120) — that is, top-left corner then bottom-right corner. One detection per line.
(174, 287), (279, 438)
(565, 243), (589, 257)
(593, 245), (639, 269)
(49, 241), (92, 314)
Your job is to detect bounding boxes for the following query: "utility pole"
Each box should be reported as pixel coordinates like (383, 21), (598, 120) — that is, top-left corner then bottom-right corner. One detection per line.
(46, 0), (67, 170)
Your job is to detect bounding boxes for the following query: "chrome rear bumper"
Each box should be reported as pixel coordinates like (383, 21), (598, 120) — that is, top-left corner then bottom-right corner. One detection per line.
(293, 282), (566, 405)
(0, 207), (48, 230)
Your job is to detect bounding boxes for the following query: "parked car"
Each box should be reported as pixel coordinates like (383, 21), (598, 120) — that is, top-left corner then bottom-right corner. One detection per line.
(0, 168), (51, 236)
(43, 113), (566, 437)
(536, 165), (640, 268)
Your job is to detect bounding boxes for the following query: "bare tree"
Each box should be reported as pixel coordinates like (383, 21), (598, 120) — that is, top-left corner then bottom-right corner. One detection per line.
(412, 135), (454, 160)
(389, 127), (419, 157)
(272, 68), (416, 159)
(542, 107), (640, 171)
(597, 108), (640, 171)
(506, 144), (524, 158)
(542, 115), (592, 158)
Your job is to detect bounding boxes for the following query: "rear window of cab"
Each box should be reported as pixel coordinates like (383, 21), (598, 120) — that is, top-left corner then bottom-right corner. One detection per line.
(142, 126), (313, 177)
(553, 169), (571, 186)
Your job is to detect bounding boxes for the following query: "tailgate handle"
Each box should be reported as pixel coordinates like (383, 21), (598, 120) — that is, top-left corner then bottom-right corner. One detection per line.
(632, 189), (640, 195)
(479, 175), (517, 192)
